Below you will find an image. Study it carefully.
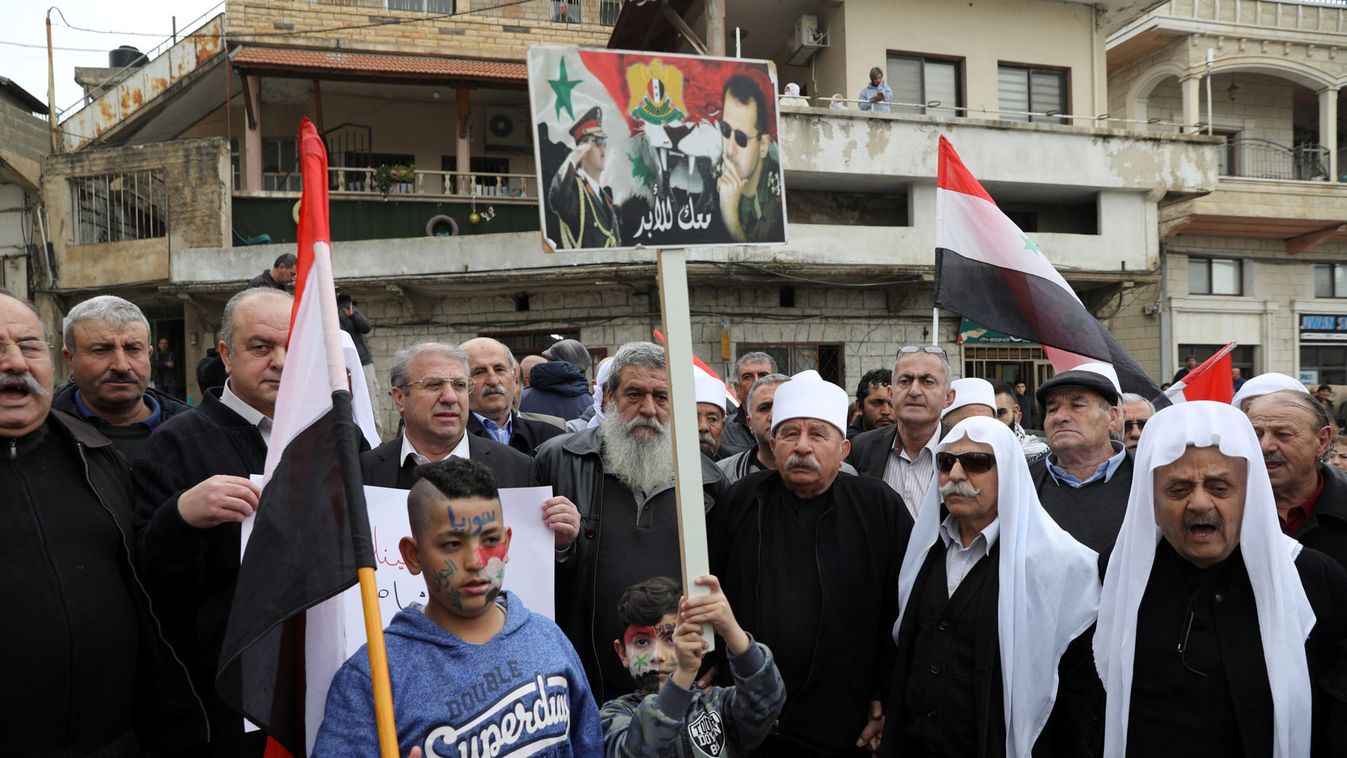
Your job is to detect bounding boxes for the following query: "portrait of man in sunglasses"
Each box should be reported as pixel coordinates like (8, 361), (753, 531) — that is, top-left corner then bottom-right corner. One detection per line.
(546, 105), (622, 249)
(717, 74), (784, 244)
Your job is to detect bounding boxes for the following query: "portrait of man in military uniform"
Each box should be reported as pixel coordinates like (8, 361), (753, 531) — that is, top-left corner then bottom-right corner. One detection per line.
(547, 106), (622, 249)
(716, 74), (784, 244)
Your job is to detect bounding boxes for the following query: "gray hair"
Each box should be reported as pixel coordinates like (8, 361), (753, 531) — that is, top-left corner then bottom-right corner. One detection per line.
(63, 295), (150, 351)
(1120, 393), (1156, 413)
(748, 373), (790, 407)
(389, 341), (470, 388)
(220, 287), (293, 352)
(1250, 389), (1335, 439)
(894, 346), (953, 387)
(604, 341), (666, 398)
(734, 351), (778, 376)
(0, 288), (43, 325)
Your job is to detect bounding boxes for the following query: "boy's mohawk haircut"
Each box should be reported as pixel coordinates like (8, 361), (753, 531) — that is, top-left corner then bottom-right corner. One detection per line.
(408, 458), (500, 534)
(616, 576), (681, 628)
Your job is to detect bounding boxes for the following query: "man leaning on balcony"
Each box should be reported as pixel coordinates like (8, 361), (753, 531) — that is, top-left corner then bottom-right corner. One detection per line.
(548, 107), (621, 249)
(859, 67), (893, 114)
(248, 253), (296, 291)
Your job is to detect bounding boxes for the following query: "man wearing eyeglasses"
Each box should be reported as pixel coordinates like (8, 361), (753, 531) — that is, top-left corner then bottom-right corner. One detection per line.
(1095, 401), (1347, 757)
(359, 341), (535, 492)
(717, 74), (784, 244)
(133, 286), (294, 753)
(711, 370), (911, 756)
(849, 345), (955, 520)
(886, 416), (1102, 756)
(548, 106), (621, 250)
(1, 290), (207, 754)
(1119, 392), (1155, 450)
(1029, 365), (1134, 556)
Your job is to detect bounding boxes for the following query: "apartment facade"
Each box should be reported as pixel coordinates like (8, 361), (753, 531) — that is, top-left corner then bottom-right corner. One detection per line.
(1108, 0), (1347, 383)
(37, 0), (1219, 429)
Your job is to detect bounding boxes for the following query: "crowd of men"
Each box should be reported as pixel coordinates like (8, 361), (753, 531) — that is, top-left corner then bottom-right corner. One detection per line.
(7, 282), (1347, 757)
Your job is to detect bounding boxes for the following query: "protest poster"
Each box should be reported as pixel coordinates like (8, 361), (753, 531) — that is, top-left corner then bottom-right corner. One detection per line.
(244, 481), (555, 660)
(526, 45), (787, 252)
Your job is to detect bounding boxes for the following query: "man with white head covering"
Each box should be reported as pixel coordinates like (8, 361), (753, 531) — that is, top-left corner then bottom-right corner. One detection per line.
(1030, 364), (1134, 555)
(711, 370), (914, 755)
(695, 372), (733, 460)
(942, 377), (997, 426)
(1231, 371), (1310, 411)
(885, 417), (1103, 756)
(1096, 401), (1347, 757)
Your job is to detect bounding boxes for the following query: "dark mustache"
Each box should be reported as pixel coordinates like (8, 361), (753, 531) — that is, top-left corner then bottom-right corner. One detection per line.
(1182, 512), (1224, 531)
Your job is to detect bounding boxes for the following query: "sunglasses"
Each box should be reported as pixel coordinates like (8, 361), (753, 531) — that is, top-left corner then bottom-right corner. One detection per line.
(936, 451), (996, 474)
(1124, 419), (1147, 433)
(898, 345), (947, 356)
(583, 136), (608, 148)
(718, 120), (758, 148)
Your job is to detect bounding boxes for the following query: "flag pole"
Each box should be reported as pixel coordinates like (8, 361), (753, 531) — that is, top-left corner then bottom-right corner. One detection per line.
(931, 306), (939, 346)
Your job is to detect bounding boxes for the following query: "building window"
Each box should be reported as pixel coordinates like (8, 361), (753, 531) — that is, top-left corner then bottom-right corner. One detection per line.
(480, 329), (607, 375)
(1188, 257), (1243, 296)
(997, 64), (1068, 124)
(598, 0), (620, 25)
(550, 0), (580, 22)
(1315, 264), (1347, 298)
(886, 53), (962, 117)
(1177, 344), (1256, 379)
(262, 138), (301, 192)
(1300, 346), (1347, 385)
(70, 170), (167, 245)
(738, 343), (844, 387)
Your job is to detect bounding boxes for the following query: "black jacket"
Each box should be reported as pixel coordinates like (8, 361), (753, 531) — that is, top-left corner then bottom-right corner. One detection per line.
(1297, 463), (1347, 573)
(883, 538), (1102, 757)
(466, 411), (566, 457)
(338, 306), (373, 365)
(848, 424), (900, 479)
(247, 269), (286, 290)
(52, 381), (191, 426)
(37, 411), (211, 749)
(531, 426), (726, 690)
(710, 469), (913, 754)
(131, 388), (267, 745)
(520, 361), (593, 421)
(359, 433), (534, 489)
(719, 405), (755, 456)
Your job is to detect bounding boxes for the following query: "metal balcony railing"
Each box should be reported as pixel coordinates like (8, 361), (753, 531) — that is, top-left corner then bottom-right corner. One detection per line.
(1219, 138), (1330, 181)
(324, 167), (536, 201)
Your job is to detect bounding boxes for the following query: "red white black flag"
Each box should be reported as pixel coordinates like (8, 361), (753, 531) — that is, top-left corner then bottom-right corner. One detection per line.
(933, 136), (1164, 400)
(217, 118), (376, 756)
(1166, 342), (1238, 403)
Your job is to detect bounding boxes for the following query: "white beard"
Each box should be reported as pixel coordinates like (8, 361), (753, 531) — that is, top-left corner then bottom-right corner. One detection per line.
(601, 410), (675, 494)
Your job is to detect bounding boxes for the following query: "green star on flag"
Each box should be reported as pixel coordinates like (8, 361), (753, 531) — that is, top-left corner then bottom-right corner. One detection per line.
(548, 58), (582, 121)
(1022, 234), (1043, 257)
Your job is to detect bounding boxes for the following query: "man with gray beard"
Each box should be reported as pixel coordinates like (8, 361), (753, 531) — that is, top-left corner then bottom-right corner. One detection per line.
(532, 341), (727, 702)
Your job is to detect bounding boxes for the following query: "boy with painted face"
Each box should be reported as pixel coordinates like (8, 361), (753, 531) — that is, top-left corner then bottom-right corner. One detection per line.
(600, 575), (786, 757)
(313, 458), (603, 757)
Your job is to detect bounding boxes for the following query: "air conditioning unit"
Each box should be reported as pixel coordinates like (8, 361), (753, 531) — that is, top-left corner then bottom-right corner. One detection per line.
(786, 15), (828, 66)
(484, 108), (532, 150)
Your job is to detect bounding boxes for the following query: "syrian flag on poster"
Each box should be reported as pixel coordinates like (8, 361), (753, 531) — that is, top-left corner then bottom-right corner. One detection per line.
(932, 136), (1166, 402)
(1165, 342), (1238, 403)
(217, 118), (375, 757)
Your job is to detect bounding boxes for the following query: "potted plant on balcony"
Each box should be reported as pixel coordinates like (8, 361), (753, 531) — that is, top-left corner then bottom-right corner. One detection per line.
(392, 163), (415, 194)
(374, 164), (395, 197)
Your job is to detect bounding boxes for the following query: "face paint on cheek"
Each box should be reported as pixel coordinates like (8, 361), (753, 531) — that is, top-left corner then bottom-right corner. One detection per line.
(477, 543), (508, 590)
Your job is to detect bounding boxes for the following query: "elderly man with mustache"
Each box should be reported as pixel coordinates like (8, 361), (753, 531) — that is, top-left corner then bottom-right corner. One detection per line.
(460, 337), (565, 457)
(711, 369), (913, 756)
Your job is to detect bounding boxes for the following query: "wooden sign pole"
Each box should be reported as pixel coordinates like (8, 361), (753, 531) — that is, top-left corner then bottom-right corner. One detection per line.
(655, 248), (715, 647)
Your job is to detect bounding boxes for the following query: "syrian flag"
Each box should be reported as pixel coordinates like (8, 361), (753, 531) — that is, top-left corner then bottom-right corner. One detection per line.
(653, 328), (738, 408)
(933, 136), (1165, 401)
(1166, 342), (1237, 403)
(217, 118), (378, 756)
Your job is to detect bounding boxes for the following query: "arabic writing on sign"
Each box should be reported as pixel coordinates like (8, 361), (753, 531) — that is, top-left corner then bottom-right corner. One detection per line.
(634, 194), (713, 239)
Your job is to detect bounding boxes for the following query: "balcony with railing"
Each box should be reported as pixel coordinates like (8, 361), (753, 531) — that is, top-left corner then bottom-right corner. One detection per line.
(1121, 0), (1347, 37)
(1219, 138), (1332, 181)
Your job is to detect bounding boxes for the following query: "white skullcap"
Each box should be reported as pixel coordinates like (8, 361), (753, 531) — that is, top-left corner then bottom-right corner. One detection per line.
(943, 377), (996, 418)
(770, 370), (848, 434)
(1232, 372), (1310, 410)
(784, 82), (801, 96)
(695, 372), (727, 411)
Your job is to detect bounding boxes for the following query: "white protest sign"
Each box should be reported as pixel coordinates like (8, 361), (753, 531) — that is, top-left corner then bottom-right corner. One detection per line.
(242, 481), (556, 662)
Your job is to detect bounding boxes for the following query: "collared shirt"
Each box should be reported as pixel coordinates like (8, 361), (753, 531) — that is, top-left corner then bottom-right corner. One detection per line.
(939, 513), (1000, 597)
(400, 431), (470, 467)
(858, 83), (893, 112)
(883, 427), (940, 519)
(73, 389), (163, 430)
(1045, 440), (1126, 488)
(473, 411), (513, 446)
(1281, 472), (1325, 538)
(220, 380), (272, 445)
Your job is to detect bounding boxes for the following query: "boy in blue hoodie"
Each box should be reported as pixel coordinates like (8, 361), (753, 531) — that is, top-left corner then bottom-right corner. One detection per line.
(599, 575), (786, 757)
(313, 458), (603, 757)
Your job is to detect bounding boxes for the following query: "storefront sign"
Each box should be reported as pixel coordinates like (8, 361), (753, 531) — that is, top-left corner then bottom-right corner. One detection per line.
(1299, 313), (1347, 342)
(959, 318), (1035, 345)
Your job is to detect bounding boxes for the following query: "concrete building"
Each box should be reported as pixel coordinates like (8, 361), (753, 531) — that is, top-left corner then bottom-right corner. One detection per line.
(0, 77), (50, 300)
(1108, 0), (1347, 386)
(33, 0), (1226, 431)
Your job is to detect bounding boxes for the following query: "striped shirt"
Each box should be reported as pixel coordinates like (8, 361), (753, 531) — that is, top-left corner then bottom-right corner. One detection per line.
(883, 428), (940, 520)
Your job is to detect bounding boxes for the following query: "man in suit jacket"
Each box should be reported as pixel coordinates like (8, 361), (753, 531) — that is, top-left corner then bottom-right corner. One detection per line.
(360, 341), (533, 489)
(460, 336), (565, 457)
